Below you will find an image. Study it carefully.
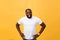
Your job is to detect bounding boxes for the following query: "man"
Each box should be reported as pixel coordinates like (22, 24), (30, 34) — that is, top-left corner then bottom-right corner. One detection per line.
(16, 8), (46, 40)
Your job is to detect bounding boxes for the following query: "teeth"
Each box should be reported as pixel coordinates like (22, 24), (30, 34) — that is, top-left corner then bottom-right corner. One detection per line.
(29, 15), (30, 17)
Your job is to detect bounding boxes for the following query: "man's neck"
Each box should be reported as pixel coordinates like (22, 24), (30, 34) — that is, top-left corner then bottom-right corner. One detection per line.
(27, 16), (32, 19)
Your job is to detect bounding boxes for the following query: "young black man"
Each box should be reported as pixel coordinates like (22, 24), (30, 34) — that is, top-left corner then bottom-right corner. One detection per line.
(16, 8), (46, 40)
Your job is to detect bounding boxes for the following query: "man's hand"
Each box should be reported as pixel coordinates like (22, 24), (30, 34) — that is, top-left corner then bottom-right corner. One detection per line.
(20, 32), (25, 39)
(33, 34), (40, 38)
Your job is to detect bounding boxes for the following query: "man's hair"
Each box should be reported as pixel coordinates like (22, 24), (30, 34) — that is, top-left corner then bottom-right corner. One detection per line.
(25, 8), (32, 13)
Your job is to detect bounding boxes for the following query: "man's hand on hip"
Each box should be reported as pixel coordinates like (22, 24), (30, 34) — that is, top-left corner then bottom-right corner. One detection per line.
(33, 33), (40, 38)
(20, 32), (25, 39)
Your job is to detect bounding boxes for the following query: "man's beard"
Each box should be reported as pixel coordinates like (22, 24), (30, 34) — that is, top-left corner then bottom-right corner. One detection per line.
(26, 14), (32, 19)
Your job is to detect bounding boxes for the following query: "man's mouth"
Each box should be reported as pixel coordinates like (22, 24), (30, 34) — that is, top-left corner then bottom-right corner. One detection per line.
(28, 15), (30, 17)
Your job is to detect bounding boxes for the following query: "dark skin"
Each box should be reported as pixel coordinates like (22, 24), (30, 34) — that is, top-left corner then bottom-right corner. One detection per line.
(16, 23), (25, 39)
(16, 9), (46, 39)
(33, 22), (46, 38)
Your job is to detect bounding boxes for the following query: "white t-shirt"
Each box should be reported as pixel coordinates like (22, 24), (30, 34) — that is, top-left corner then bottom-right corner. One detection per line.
(18, 16), (42, 39)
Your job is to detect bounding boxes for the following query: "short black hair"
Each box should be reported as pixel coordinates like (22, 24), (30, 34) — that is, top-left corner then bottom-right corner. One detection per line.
(25, 8), (32, 13)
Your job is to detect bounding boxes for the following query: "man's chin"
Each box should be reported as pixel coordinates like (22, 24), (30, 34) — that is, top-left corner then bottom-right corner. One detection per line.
(27, 16), (32, 19)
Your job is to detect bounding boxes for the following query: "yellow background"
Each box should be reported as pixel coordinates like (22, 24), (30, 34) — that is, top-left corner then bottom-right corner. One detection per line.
(0, 0), (60, 40)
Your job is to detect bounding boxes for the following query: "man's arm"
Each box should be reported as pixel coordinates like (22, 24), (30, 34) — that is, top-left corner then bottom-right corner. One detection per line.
(33, 22), (46, 38)
(39, 22), (46, 34)
(16, 23), (24, 39)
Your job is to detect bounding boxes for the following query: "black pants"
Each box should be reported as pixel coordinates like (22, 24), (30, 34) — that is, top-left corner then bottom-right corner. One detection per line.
(23, 38), (36, 40)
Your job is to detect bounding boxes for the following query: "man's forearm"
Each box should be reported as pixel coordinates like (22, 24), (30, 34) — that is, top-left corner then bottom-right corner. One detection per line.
(39, 27), (45, 35)
(33, 22), (46, 38)
(16, 23), (22, 34)
(39, 22), (46, 35)
(16, 23), (24, 39)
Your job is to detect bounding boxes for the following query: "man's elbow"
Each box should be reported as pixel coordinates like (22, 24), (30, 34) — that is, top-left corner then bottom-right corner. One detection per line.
(42, 23), (46, 29)
(40, 22), (46, 28)
(42, 24), (46, 29)
(44, 24), (46, 28)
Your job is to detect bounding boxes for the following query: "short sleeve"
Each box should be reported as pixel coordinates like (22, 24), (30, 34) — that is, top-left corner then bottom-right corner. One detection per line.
(37, 17), (42, 24)
(18, 18), (23, 24)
